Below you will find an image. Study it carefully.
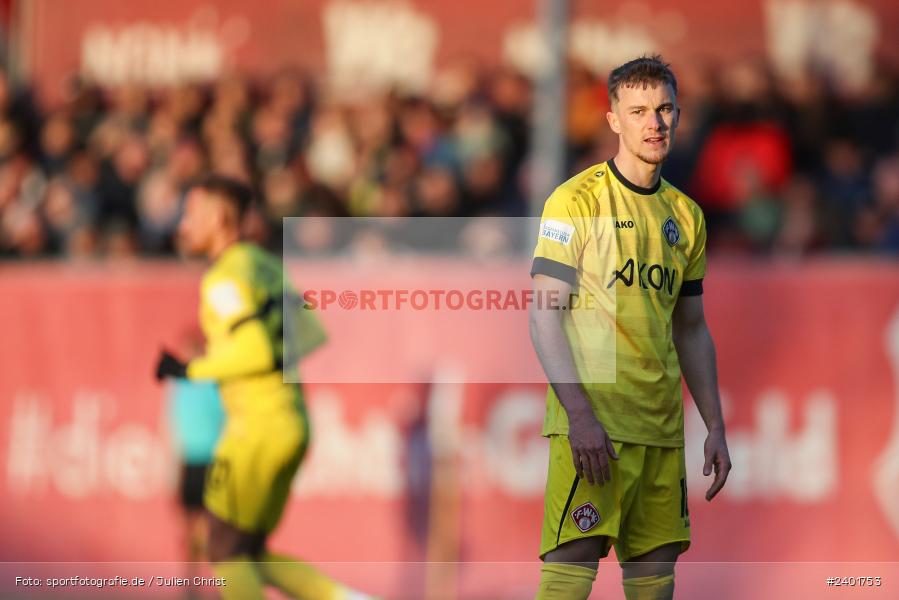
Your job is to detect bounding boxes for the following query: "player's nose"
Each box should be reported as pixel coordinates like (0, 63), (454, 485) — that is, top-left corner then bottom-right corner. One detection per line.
(652, 113), (668, 131)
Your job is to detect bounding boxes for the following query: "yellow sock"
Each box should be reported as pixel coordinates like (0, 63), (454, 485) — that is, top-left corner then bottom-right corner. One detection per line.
(211, 556), (265, 600)
(622, 573), (675, 600)
(258, 552), (372, 600)
(535, 562), (596, 600)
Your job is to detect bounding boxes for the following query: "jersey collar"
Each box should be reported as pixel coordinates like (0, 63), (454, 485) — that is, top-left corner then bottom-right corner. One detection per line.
(607, 158), (662, 196)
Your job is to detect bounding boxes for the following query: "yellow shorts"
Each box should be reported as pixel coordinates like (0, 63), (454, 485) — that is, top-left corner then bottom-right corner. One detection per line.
(540, 435), (691, 562)
(204, 407), (309, 534)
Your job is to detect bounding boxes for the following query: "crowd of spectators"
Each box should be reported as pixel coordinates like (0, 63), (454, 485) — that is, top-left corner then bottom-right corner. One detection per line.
(0, 57), (897, 259)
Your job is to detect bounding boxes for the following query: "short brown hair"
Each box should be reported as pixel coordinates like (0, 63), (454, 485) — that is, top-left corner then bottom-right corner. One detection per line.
(607, 55), (678, 103)
(191, 174), (254, 218)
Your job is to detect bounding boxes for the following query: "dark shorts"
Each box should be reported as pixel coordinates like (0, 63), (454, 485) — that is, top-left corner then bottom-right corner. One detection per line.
(180, 463), (209, 509)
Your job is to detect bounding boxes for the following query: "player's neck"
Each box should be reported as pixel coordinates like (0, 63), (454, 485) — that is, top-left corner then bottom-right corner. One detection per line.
(611, 152), (662, 190)
(207, 231), (241, 260)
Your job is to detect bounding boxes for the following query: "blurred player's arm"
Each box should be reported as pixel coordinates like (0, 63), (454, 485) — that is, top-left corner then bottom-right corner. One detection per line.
(672, 294), (731, 500)
(186, 277), (277, 380)
(187, 318), (275, 380)
(288, 289), (327, 359)
(529, 274), (618, 485)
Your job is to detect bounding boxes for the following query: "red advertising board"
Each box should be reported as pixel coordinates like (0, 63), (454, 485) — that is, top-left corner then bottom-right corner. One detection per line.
(1, 259), (898, 598)
(15, 0), (899, 107)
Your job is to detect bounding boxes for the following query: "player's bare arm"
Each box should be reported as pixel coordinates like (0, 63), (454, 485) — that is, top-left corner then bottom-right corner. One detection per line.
(529, 274), (619, 486)
(672, 294), (731, 501)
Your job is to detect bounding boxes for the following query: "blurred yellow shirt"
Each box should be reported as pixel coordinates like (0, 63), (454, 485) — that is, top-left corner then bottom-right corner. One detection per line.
(187, 242), (326, 418)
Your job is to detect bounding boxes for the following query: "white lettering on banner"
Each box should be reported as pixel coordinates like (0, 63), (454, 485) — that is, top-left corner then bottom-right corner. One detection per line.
(872, 305), (899, 542)
(5, 392), (51, 495)
(764, 0), (878, 90)
(5, 392), (170, 499)
(4, 385), (851, 506)
(105, 425), (170, 499)
(292, 390), (405, 497)
(568, 20), (663, 76)
(503, 19), (665, 78)
(4, 389), (406, 500)
(479, 390), (548, 498)
(80, 8), (249, 86)
(323, 1), (437, 95)
(685, 390), (837, 502)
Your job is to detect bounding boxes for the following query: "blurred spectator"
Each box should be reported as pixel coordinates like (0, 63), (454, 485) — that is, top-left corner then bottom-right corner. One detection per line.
(773, 176), (821, 256)
(856, 154), (899, 252)
(102, 219), (139, 259)
(819, 138), (871, 248)
(39, 112), (76, 175)
(0, 58), (897, 258)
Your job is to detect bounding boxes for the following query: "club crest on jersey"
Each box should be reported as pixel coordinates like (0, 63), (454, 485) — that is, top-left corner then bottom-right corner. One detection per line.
(571, 502), (601, 532)
(662, 216), (680, 246)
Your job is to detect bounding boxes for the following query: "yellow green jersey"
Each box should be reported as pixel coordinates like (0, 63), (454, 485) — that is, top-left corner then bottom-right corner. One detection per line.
(186, 241), (326, 418)
(531, 159), (707, 447)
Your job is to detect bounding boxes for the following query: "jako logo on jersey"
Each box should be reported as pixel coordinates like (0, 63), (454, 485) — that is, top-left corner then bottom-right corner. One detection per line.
(662, 216), (680, 246)
(615, 220), (635, 229)
(539, 220), (575, 245)
(607, 258), (678, 295)
(571, 502), (601, 532)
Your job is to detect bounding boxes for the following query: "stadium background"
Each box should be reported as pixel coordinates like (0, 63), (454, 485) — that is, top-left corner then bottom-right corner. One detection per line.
(1, 0), (899, 598)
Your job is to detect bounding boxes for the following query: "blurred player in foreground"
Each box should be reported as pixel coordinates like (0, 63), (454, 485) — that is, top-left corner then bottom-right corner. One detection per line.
(155, 175), (373, 600)
(529, 56), (732, 600)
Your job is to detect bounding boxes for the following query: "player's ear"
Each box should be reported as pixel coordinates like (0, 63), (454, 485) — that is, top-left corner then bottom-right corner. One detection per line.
(209, 197), (227, 228)
(606, 110), (621, 135)
(223, 201), (241, 229)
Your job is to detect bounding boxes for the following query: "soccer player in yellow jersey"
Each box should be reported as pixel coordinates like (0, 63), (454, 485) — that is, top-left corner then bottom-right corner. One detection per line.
(530, 56), (732, 600)
(155, 176), (373, 600)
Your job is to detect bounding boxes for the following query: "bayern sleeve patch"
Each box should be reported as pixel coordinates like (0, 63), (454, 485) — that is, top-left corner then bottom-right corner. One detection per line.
(539, 220), (575, 245)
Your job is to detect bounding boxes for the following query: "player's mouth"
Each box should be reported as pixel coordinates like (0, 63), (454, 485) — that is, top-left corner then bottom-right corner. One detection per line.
(644, 136), (667, 147)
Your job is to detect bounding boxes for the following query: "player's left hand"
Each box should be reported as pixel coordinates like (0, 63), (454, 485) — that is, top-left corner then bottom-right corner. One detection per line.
(703, 428), (731, 501)
(155, 349), (188, 381)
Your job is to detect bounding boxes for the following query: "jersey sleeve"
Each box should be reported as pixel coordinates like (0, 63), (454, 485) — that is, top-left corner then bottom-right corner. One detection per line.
(681, 208), (707, 296)
(530, 185), (592, 286)
(187, 270), (276, 380)
(201, 275), (259, 335)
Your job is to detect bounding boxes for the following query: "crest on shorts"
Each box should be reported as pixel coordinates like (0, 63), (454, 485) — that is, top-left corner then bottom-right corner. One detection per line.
(662, 216), (680, 246)
(571, 502), (601, 532)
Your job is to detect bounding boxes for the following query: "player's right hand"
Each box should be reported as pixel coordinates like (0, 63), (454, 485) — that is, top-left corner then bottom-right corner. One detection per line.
(568, 410), (619, 485)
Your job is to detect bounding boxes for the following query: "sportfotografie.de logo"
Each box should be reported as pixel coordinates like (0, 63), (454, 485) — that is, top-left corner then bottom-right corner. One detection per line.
(301, 288), (599, 312)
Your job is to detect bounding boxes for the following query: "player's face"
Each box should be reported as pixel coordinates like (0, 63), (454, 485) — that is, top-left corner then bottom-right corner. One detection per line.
(607, 82), (679, 165)
(179, 189), (223, 255)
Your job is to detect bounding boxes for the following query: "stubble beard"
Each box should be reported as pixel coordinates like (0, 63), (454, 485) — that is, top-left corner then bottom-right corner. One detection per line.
(635, 150), (667, 165)
(635, 141), (670, 166)
(624, 135), (671, 166)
